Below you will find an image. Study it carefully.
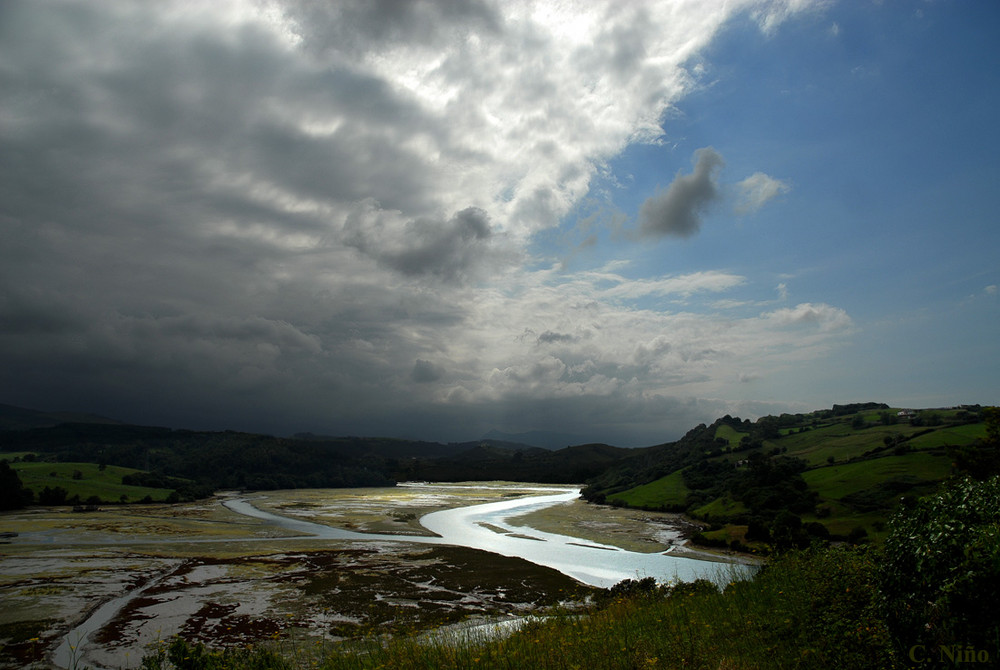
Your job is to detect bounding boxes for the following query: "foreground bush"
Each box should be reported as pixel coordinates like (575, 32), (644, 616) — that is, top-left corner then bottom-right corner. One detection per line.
(876, 475), (1000, 663)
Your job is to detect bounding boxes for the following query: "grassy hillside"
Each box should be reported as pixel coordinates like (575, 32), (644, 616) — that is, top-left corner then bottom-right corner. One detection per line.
(2, 456), (177, 503)
(583, 404), (991, 549)
(607, 469), (689, 508)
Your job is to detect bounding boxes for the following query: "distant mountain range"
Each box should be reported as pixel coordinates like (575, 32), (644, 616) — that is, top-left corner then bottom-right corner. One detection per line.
(480, 428), (586, 450)
(0, 403), (123, 431)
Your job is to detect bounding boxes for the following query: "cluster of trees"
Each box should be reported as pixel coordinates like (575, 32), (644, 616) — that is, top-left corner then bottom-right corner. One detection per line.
(0, 461), (32, 510)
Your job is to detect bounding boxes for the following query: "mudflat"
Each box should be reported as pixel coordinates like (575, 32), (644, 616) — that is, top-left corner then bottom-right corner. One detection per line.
(0, 482), (697, 669)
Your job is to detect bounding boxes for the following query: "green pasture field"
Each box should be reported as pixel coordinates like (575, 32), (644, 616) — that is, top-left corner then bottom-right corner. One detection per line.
(3, 457), (176, 503)
(776, 422), (937, 467)
(802, 451), (951, 502)
(714, 424), (748, 447)
(692, 495), (747, 519)
(907, 422), (986, 448)
(607, 470), (689, 508)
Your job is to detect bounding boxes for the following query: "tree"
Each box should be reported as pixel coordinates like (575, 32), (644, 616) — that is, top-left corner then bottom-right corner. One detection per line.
(0, 461), (31, 510)
(771, 510), (810, 551)
(876, 476), (1000, 657)
(985, 406), (1000, 444)
(38, 485), (69, 505)
(949, 406), (1000, 479)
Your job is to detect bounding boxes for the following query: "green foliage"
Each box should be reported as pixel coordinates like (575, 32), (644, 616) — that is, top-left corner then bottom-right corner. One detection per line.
(875, 476), (1000, 660)
(140, 637), (290, 670)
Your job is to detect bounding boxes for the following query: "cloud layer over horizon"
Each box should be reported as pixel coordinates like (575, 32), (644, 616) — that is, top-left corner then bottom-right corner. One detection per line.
(2, 0), (996, 445)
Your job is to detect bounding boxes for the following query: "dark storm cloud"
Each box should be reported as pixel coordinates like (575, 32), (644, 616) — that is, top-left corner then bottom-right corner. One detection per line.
(411, 359), (445, 383)
(0, 1), (832, 444)
(639, 147), (725, 238)
(281, 0), (501, 54)
(343, 205), (513, 282)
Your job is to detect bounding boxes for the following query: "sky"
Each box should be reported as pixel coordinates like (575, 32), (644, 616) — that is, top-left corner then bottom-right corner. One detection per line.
(1, 0), (997, 447)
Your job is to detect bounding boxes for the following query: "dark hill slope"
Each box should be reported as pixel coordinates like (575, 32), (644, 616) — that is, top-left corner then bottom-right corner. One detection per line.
(0, 403), (123, 431)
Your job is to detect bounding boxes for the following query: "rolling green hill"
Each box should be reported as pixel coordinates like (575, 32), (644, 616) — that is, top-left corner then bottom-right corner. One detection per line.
(2, 458), (177, 503)
(583, 403), (992, 550)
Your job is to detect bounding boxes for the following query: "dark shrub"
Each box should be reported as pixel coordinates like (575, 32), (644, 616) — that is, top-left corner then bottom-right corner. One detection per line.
(876, 476), (1000, 660)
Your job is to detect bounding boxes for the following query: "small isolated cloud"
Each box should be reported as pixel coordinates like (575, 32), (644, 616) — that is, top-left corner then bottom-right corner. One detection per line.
(639, 147), (724, 238)
(761, 303), (853, 331)
(776, 283), (789, 300)
(986, 285), (998, 296)
(736, 172), (791, 214)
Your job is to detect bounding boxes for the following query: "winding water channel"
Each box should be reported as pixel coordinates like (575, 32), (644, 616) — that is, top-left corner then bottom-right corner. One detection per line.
(51, 485), (745, 669)
(225, 486), (741, 588)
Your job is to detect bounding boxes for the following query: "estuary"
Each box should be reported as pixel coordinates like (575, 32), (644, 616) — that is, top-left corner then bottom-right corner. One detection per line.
(0, 482), (748, 669)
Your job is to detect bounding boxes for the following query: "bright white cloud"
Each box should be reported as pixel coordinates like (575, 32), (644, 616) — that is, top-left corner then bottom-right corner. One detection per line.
(736, 172), (792, 213)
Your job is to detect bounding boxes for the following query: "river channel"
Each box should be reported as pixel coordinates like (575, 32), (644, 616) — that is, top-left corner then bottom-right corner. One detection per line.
(225, 484), (741, 588)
